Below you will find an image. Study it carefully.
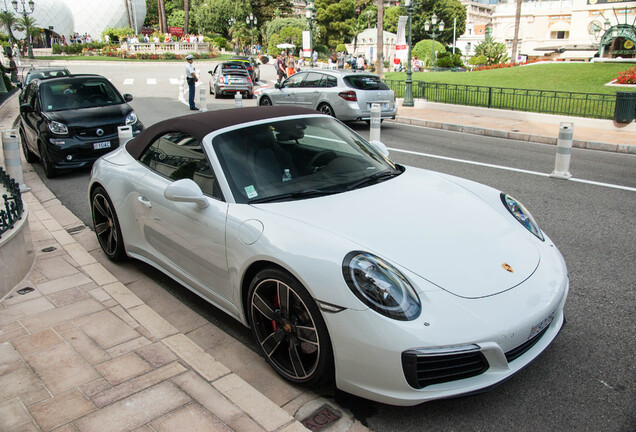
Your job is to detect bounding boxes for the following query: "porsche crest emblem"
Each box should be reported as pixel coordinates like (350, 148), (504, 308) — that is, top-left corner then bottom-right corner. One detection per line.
(502, 263), (514, 273)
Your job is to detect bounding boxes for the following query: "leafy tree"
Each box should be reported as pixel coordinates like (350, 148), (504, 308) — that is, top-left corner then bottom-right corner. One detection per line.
(14, 15), (39, 58)
(0, 11), (18, 45)
(411, 0), (466, 46)
(263, 17), (307, 43)
(267, 33), (281, 56)
(473, 35), (509, 65)
(383, 6), (406, 33)
(280, 27), (303, 47)
(468, 54), (487, 66)
(167, 10), (189, 28)
(435, 51), (464, 68)
(412, 39), (445, 67)
(315, 0), (356, 49)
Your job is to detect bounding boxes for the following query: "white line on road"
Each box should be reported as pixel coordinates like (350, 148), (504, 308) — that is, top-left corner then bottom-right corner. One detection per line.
(147, 78), (157, 85)
(123, 78), (134, 85)
(389, 148), (636, 192)
(169, 78), (180, 85)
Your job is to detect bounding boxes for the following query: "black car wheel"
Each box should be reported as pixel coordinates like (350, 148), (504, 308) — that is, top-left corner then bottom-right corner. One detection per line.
(91, 186), (126, 261)
(318, 103), (335, 117)
(259, 96), (272, 106)
(248, 268), (334, 387)
(20, 129), (37, 163)
(38, 141), (57, 178)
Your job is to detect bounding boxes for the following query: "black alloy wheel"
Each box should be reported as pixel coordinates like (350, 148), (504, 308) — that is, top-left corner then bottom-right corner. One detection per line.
(20, 129), (37, 163)
(259, 96), (272, 106)
(248, 268), (334, 386)
(318, 103), (335, 117)
(91, 187), (126, 261)
(38, 141), (57, 178)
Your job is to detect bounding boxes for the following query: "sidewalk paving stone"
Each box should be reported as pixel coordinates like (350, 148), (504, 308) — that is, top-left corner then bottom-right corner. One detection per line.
(74, 310), (141, 349)
(95, 352), (153, 386)
(151, 402), (233, 432)
(29, 388), (95, 432)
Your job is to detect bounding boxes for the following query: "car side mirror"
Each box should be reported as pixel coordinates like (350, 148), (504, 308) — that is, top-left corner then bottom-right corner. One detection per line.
(19, 103), (33, 114)
(369, 140), (389, 158)
(275, 82), (281, 89)
(124, 94), (133, 102)
(164, 179), (209, 209)
(208, 70), (213, 75)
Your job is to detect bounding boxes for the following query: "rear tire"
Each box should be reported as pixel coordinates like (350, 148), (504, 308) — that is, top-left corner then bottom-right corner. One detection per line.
(317, 103), (335, 117)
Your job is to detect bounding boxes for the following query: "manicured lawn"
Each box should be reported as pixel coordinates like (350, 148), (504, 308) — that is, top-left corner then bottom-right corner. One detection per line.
(384, 62), (636, 95)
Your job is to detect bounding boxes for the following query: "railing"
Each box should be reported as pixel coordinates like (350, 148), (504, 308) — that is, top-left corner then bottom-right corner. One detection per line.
(0, 166), (24, 239)
(120, 42), (210, 53)
(384, 80), (617, 119)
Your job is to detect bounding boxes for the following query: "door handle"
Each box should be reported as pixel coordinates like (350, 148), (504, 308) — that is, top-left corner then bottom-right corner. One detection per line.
(138, 196), (152, 208)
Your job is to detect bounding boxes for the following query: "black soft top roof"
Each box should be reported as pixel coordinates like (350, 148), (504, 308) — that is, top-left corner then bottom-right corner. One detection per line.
(126, 106), (320, 160)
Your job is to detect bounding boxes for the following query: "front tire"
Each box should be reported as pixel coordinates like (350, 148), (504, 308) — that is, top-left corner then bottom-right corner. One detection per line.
(91, 186), (126, 261)
(38, 141), (57, 178)
(248, 268), (334, 387)
(259, 96), (272, 106)
(20, 129), (37, 163)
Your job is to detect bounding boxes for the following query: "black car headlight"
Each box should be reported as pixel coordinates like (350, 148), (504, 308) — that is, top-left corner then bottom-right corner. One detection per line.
(342, 252), (421, 321)
(126, 111), (138, 125)
(501, 193), (544, 241)
(48, 120), (68, 135)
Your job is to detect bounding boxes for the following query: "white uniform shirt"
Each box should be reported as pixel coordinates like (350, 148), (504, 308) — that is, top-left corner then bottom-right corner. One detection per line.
(186, 62), (196, 79)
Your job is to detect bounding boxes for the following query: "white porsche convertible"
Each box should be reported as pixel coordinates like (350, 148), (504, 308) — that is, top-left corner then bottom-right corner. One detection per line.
(89, 106), (568, 406)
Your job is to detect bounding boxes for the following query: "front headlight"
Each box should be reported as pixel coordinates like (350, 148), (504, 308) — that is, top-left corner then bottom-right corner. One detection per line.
(342, 252), (421, 321)
(125, 111), (138, 125)
(501, 193), (544, 241)
(48, 120), (68, 135)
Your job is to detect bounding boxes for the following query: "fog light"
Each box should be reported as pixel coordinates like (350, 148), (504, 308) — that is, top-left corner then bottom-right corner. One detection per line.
(66, 155), (73, 161)
(50, 139), (66, 145)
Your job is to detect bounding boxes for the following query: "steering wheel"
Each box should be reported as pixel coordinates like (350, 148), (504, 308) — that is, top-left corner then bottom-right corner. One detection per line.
(306, 150), (337, 173)
(86, 94), (104, 104)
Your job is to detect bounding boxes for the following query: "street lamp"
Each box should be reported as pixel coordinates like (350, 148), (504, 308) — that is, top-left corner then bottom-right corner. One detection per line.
(228, 17), (236, 54)
(305, 0), (316, 67)
(402, 0), (416, 107)
(12, 0), (34, 59)
(246, 13), (256, 54)
(424, 13), (444, 70)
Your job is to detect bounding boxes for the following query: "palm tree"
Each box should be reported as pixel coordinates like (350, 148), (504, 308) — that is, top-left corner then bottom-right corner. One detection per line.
(376, 0), (384, 78)
(184, 0), (190, 35)
(0, 10), (18, 46)
(15, 14), (38, 58)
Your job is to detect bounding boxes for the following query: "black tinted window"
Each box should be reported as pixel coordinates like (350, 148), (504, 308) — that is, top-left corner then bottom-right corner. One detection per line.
(40, 78), (124, 111)
(140, 132), (223, 200)
(344, 75), (389, 90)
(302, 73), (323, 88)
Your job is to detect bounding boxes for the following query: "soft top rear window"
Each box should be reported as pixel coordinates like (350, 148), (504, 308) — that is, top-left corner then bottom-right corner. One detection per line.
(344, 75), (390, 91)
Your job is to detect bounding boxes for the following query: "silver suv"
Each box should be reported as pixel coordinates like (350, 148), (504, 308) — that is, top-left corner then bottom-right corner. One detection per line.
(257, 69), (396, 122)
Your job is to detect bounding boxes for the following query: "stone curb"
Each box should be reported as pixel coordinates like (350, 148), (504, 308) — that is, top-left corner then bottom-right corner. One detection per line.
(393, 115), (636, 155)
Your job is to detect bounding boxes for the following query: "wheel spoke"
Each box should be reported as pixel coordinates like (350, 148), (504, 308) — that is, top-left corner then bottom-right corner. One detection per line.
(106, 229), (115, 254)
(295, 325), (318, 346)
(288, 342), (306, 378)
(261, 329), (285, 358)
(94, 222), (110, 237)
(278, 282), (290, 320)
(93, 198), (108, 219)
(253, 292), (279, 322)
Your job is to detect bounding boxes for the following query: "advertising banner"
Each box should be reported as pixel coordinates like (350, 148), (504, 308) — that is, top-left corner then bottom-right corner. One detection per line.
(396, 16), (408, 60)
(302, 31), (311, 57)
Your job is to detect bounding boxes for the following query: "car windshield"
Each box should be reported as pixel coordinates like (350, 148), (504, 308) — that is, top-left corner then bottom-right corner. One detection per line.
(213, 116), (400, 204)
(25, 69), (69, 85)
(344, 75), (390, 91)
(40, 78), (124, 112)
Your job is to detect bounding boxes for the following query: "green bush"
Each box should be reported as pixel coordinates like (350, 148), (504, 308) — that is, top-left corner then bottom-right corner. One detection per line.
(435, 52), (464, 68)
(336, 44), (347, 54)
(214, 36), (227, 49)
(468, 55), (487, 66)
(412, 39), (446, 67)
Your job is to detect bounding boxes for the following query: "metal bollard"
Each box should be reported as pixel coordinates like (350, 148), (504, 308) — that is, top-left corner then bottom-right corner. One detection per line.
(2, 129), (29, 192)
(369, 103), (382, 143)
(178, 74), (185, 101)
(199, 86), (207, 112)
(550, 122), (573, 179)
(235, 92), (243, 108)
(117, 126), (133, 147)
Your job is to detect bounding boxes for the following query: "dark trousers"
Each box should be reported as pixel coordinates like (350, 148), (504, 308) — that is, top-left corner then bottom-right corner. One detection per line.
(188, 79), (196, 109)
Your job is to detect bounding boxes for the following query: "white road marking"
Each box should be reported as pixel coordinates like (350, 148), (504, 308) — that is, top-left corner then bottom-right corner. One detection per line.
(123, 78), (134, 85)
(147, 78), (157, 85)
(389, 148), (636, 192)
(169, 78), (180, 85)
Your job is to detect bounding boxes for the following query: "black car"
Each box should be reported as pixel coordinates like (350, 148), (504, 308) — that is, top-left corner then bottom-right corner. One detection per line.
(228, 56), (261, 82)
(19, 74), (144, 177)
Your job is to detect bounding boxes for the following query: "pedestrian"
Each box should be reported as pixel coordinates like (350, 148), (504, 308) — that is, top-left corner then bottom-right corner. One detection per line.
(12, 44), (20, 66)
(6, 52), (18, 83)
(356, 55), (365, 71)
(337, 51), (345, 69)
(312, 50), (317, 65)
(275, 54), (287, 84)
(185, 54), (199, 110)
(287, 54), (296, 77)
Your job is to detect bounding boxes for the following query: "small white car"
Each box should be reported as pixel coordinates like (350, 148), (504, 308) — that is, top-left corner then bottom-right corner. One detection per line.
(257, 69), (397, 122)
(89, 106), (568, 406)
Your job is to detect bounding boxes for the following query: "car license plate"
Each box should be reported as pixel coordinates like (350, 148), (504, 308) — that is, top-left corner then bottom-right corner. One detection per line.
(528, 310), (556, 340)
(368, 103), (389, 109)
(229, 78), (243, 83)
(93, 141), (111, 150)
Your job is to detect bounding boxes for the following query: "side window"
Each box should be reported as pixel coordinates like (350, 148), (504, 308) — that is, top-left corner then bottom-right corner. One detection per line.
(321, 76), (337, 88)
(302, 72), (323, 88)
(140, 132), (223, 200)
(283, 73), (305, 88)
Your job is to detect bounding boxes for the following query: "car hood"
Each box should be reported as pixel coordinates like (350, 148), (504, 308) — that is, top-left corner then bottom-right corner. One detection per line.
(255, 167), (541, 299)
(46, 104), (132, 126)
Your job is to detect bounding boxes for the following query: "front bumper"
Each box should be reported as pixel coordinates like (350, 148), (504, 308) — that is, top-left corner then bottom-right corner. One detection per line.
(46, 123), (143, 170)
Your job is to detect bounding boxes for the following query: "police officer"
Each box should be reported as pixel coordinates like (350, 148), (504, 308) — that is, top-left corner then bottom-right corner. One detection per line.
(185, 54), (199, 110)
